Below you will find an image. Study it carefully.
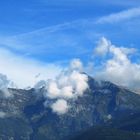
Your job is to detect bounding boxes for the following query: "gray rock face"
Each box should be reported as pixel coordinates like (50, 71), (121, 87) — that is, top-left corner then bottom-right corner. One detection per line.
(0, 76), (140, 140)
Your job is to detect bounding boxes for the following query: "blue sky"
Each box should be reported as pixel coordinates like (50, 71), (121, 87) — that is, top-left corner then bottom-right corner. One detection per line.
(0, 0), (140, 88)
(0, 0), (140, 62)
(0, 0), (127, 35)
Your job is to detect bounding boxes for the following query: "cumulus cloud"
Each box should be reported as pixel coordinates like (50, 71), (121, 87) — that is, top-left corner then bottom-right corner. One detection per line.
(51, 99), (69, 115)
(36, 59), (89, 115)
(45, 59), (88, 98)
(0, 48), (61, 88)
(94, 37), (140, 89)
(45, 70), (88, 100)
(95, 37), (137, 57)
(46, 80), (73, 99)
(97, 7), (140, 24)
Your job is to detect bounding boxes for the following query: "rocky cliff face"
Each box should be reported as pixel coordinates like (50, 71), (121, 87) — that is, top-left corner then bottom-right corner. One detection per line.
(0, 76), (140, 140)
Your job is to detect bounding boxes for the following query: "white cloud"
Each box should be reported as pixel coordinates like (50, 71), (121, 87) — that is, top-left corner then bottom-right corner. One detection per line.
(46, 81), (74, 99)
(44, 60), (88, 100)
(37, 59), (89, 115)
(0, 48), (61, 88)
(94, 37), (136, 58)
(46, 80), (61, 99)
(97, 7), (140, 23)
(51, 99), (69, 115)
(95, 37), (140, 89)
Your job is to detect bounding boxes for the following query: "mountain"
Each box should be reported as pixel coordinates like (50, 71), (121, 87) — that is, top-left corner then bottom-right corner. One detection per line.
(0, 76), (140, 140)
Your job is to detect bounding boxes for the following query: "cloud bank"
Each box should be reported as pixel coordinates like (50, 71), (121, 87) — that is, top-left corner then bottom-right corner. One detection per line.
(0, 48), (61, 88)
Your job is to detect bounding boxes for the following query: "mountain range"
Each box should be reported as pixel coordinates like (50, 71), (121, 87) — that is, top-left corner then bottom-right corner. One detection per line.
(0, 75), (140, 140)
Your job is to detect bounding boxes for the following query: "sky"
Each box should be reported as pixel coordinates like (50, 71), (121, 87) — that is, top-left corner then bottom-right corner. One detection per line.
(0, 0), (140, 88)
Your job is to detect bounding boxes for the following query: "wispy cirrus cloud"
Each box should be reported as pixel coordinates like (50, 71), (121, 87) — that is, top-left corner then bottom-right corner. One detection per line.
(1, 6), (140, 56)
(0, 19), (96, 61)
(97, 7), (140, 24)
